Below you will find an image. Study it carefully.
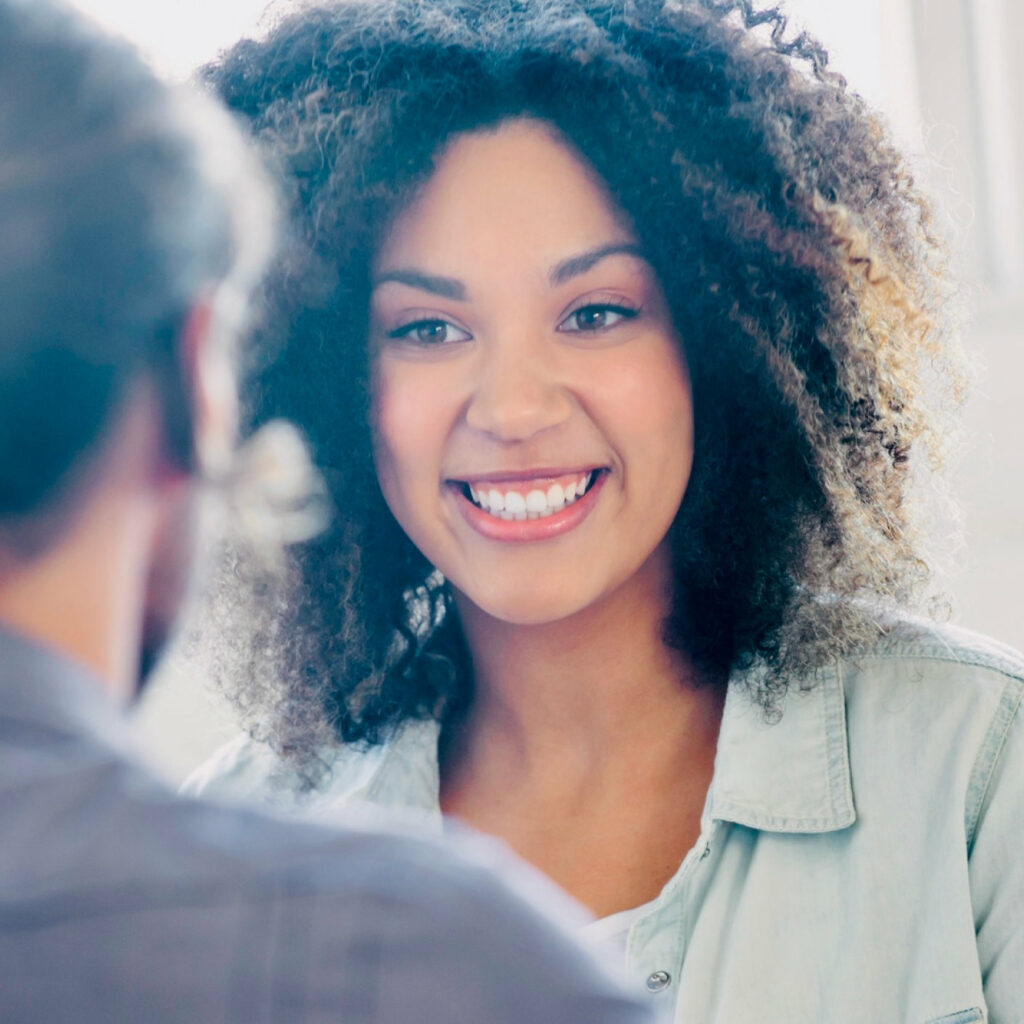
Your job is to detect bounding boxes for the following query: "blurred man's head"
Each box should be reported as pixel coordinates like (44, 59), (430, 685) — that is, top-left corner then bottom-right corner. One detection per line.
(0, 0), (278, 688)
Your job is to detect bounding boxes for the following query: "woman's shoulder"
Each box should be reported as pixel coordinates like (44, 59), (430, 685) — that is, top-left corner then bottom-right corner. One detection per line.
(180, 718), (444, 823)
(180, 732), (286, 803)
(838, 614), (1024, 824)
(850, 613), (1024, 684)
(839, 614), (1024, 730)
(838, 612), (1023, 720)
(849, 616), (1024, 1015)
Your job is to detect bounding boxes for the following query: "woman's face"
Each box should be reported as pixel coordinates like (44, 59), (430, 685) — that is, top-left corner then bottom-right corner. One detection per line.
(370, 118), (693, 626)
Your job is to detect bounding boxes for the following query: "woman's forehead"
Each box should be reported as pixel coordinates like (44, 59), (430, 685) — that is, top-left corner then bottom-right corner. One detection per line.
(374, 117), (639, 274)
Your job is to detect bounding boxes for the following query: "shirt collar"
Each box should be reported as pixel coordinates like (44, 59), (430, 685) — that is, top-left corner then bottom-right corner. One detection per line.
(306, 719), (443, 830)
(0, 623), (139, 760)
(706, 663), (856, 833)
(325, 664), (857, 836)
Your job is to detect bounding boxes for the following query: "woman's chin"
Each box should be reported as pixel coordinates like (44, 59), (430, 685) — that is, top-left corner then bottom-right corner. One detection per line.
(453, 582), (597, 630)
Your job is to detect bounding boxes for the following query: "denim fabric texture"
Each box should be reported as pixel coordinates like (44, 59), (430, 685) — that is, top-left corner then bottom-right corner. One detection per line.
(187, 617), (1024, 1023)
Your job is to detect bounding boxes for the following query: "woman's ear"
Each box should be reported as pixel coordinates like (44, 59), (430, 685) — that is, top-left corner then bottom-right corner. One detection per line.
(178, 289), (239, 481)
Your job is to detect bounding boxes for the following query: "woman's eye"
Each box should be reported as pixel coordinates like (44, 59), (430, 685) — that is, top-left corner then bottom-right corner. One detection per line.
(558, 304), (639, 333)
(388, 319), (472, 345)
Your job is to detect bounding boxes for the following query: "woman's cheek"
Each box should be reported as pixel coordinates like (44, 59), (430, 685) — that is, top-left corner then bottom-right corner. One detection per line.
(370, 362), (407, 493)
(371, 361), (440, 500)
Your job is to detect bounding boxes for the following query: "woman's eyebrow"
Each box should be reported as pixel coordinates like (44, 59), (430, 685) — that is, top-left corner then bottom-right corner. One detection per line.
(372, 268), (466, 300)
(549, 242), (648, 285)
(373, 243), (647, 297)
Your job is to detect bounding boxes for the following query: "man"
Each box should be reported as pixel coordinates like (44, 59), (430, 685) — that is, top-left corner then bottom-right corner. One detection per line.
(0, 3), (653, 1021)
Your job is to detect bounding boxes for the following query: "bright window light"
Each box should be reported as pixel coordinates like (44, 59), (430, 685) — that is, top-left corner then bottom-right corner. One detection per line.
(67, 0), (274, 78)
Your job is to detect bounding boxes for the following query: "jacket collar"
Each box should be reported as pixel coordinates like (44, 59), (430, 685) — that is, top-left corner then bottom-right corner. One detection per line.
(706, 664), (856, 833)
(307, 719), (443, 830)
(322, 664), (857, 836)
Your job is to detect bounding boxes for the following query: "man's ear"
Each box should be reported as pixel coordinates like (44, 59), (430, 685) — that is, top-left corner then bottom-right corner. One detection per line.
(178, 290), (239, 481)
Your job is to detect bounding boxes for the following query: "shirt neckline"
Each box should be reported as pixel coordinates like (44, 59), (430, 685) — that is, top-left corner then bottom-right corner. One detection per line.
(317, 664), (857, 836)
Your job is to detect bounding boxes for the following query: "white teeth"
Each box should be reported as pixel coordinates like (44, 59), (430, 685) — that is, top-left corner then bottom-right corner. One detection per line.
(525, 489), (547, 513)
(504, 491), (527, 515)
(465, 471), (599, 519)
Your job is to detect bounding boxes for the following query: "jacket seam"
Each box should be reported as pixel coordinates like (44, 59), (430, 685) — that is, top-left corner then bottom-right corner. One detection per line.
(850, 644), (1024, 685)
(824, 662), (855, 822)
(964, 676), (1023, 852)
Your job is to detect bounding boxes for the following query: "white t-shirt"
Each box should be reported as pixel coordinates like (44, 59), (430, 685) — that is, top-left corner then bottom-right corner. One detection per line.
(582, 899), (658, 957)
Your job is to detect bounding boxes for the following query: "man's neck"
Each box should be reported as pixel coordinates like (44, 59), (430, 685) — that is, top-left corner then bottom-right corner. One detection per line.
(0, 387), (166, 704)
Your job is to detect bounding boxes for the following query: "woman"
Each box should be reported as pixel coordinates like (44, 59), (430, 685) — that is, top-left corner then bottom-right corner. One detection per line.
(187, 1), (1024, 1019)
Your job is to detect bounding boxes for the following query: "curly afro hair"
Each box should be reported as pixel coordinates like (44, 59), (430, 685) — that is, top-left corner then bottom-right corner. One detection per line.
(199, 0), (965, 781)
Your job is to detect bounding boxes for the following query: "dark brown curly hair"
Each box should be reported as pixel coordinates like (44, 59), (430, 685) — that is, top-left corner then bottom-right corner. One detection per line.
(199, 0), (965, 779)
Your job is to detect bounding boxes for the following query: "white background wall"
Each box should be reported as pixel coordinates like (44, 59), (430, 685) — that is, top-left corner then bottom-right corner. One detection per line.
(66, 0), (1024, 780)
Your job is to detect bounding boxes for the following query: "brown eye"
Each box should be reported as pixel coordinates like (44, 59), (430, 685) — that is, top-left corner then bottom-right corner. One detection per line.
(558, 303), (638, 333)
(389, 319), (472, 345)
(416, 321), (450, 343)
(574, 307), (608, 329)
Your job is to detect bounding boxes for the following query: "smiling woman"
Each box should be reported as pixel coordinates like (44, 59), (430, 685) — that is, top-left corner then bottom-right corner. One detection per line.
(184, 1), (1024, 1020)
(370, 121), (693, 624)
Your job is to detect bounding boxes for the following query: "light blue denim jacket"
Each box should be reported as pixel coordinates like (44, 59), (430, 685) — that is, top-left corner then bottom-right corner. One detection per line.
(185, 618), (1024, 1023)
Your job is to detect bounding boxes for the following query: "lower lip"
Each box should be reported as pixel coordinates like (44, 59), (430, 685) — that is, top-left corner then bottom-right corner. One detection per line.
(451, 472), (607, 542)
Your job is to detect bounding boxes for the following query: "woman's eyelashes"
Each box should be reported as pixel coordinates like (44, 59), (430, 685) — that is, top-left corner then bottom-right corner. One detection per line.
(557, 302), (640, 333)
(387, 318), (473, 345)
(382, 300), (641, 348)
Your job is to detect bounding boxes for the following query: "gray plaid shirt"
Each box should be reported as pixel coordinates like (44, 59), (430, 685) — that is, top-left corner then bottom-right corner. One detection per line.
(0, 626), (652, 1024)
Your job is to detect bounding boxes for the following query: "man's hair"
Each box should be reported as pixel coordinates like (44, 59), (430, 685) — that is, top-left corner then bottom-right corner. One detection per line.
(200, 0), (966, 784)
(0, 0), (277, 555)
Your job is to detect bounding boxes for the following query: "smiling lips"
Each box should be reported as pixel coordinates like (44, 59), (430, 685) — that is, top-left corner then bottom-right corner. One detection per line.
(467, 471), (594, 519)
(449, 469), (606, 541)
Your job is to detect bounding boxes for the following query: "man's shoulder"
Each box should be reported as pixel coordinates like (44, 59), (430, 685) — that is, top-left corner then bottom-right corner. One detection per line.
(1, 737), (433, 914)
(1, 741), (648, 1023)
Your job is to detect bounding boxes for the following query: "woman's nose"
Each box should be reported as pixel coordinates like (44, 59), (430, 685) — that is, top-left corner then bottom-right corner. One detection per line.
(463, 337), (573, 442)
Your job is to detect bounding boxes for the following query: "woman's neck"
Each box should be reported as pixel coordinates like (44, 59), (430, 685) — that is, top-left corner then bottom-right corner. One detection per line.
(440, 549), (725, 917)
(443, 547), (722, 800)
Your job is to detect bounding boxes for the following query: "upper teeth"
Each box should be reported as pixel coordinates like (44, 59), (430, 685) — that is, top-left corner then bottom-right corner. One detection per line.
(468, 473), (594, 520)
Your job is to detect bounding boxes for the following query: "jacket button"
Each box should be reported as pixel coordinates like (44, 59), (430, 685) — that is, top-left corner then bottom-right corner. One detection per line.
(645, 970), (671, 992)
